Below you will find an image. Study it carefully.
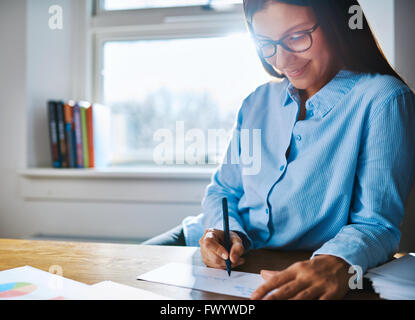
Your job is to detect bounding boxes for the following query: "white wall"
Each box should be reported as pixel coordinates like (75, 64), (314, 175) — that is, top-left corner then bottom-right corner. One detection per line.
(359, 0), (395, 67)
(26, 0), (75, 167)
(0, 0), (29, 236)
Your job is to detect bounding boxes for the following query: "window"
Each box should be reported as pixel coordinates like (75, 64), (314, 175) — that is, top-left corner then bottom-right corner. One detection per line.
(92, 1), (271, 167)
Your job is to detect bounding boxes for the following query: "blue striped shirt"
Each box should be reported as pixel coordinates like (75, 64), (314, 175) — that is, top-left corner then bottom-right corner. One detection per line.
(182, 69), (415, 273)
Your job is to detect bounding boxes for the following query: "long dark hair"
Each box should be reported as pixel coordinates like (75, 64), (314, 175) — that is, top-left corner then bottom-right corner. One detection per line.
(243, 0), (410, 88)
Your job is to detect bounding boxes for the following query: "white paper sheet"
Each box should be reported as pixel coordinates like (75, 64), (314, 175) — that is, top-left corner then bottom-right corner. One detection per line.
(364, 254), (415, 300)
(0, 266), (96, 300)
(137, 263), (265, 298)
(365, 254), (415, 284)
(91, 281), (171, 300)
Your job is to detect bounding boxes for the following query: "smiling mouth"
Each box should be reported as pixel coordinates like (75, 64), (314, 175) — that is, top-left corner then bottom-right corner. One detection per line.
(284, 62), (310, 78)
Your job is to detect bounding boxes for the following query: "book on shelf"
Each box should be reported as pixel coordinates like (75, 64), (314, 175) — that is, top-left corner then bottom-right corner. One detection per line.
(47, 100), (111, 169)
(63, 100), (77, 168)
(47, 101), (60, 168)
(80, 102), (89, 168)
(73, 103), (84, 168)
(86, 104), (95, 168)
(56, 101), (68, 168)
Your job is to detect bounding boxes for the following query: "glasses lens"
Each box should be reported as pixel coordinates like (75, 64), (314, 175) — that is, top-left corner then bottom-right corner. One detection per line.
(258, 43), (275, 58)
(284, 33), (311, 52)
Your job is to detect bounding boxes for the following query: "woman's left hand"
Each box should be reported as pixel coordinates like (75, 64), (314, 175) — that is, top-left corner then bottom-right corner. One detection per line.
(250, 254), (351, 300)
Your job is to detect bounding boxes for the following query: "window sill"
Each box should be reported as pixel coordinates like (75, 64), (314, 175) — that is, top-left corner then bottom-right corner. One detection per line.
(17, 167), (213, 204)
(17, 166), (214, 180)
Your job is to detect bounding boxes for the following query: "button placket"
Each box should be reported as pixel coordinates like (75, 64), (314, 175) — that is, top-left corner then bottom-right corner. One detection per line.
(306, 101), (315, 119)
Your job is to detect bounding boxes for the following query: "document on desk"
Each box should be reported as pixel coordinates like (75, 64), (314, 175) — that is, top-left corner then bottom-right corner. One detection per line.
(0, 266), (96, 300)
(137, 263), (266, 298)
(364, 253), (415, 300)
(91, 281), (171, 300)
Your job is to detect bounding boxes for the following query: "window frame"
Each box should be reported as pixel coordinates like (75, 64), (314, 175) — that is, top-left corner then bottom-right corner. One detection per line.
(89, 0), (248, 166)
(94, 0), (243, 14)
(91, 0), (246, 103)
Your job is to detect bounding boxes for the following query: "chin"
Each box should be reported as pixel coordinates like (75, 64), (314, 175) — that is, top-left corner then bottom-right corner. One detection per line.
(288, 77), (310, 89)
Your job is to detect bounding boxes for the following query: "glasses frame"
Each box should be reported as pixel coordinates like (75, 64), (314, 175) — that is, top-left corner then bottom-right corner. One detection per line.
(254, 23), (320, 59)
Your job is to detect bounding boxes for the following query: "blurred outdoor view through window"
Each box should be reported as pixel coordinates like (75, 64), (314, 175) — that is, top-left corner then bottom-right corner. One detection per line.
(102, 34), (271, 167)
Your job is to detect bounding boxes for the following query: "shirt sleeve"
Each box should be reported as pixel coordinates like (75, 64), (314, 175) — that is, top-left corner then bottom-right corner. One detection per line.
(311, 89), (415, 274)
(200, 96), (253, 251)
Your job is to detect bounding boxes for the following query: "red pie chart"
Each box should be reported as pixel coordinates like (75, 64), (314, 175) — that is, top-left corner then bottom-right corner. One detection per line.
(0, 282), (37, 298)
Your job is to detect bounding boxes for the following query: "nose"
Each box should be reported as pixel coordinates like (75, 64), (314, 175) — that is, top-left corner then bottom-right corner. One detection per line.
(266, 45), (296, 71)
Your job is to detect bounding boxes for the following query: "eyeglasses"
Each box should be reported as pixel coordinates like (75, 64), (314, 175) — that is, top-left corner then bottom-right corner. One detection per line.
(254, 24), (319, 59)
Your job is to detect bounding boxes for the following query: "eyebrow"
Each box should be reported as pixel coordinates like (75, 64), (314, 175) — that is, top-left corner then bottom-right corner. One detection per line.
(254, 22), (313, 40)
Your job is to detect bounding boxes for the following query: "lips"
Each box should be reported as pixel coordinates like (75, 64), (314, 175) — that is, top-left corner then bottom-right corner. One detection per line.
(284, 61), (310, 78)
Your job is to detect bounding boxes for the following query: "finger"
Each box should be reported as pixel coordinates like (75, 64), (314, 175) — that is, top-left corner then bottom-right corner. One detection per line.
(260, 270), (280, 280)
(290, 286), (324, 300)
(251, 270), (295, 300)
(202, 245), (227, 269)
(291, 285), (324, 300)
(231, 257), (245, 268)
(200, 231), (228, 269)
(203, 232), (228, 260)
(209, 252), (227, 269)
(229, 235), (244, 264)
(263, 280), (308, 300)
(319, 290), (339, 300)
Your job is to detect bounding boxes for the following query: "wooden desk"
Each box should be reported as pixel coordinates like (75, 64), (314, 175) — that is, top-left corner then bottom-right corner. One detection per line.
(0, 238), (380, 300)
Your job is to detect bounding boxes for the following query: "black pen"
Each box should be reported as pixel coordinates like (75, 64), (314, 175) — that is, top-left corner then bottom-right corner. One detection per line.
(222, 197), (232, 276)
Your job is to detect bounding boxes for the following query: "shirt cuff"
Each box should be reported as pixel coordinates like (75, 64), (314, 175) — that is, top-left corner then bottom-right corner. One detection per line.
(311, 244), (367, 282)
(233, 231), (252, 252)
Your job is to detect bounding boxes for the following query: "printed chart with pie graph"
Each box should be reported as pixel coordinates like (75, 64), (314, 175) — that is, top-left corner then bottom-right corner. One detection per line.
(0, 282), (37, 298)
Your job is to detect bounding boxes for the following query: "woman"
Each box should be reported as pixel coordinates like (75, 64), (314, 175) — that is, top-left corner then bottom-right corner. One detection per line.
(143, 0), (415, 300)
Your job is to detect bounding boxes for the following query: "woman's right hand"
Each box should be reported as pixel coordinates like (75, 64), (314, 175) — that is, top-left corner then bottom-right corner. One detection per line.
(199, 228), (245, 270)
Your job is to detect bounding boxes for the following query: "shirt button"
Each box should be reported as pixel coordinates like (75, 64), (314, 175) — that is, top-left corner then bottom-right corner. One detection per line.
(265, 208), (269, 214)
(296, 135), (302, 141)
(280, 165), (285, 171)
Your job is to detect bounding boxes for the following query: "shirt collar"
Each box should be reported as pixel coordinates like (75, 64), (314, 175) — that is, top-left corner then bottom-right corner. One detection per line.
(282, 69), (360, 118)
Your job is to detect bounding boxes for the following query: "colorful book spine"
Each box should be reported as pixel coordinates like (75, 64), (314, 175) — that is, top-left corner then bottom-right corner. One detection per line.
(73, 103), (84, 168)
(71, 104), (78, 168)
(56, 101), (68, 168)
(86, 104), (95, 168)
(47, 101), (60, 168)
(80, 104), (89, 168)
(63, 101), (76, 168)
(49, 99), (111, 169)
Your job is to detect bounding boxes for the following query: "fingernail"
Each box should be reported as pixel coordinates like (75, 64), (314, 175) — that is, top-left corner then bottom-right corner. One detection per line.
(222, 253), (227, 260)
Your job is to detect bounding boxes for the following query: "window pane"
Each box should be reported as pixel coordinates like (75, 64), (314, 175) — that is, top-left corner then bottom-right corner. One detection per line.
(102, 34), (270, 166)
(103, 0), (241, 10)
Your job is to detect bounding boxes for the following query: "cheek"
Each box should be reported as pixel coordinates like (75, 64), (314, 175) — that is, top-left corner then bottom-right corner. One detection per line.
(308, 33), (333, 69)
(265, 52), (311, 73)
